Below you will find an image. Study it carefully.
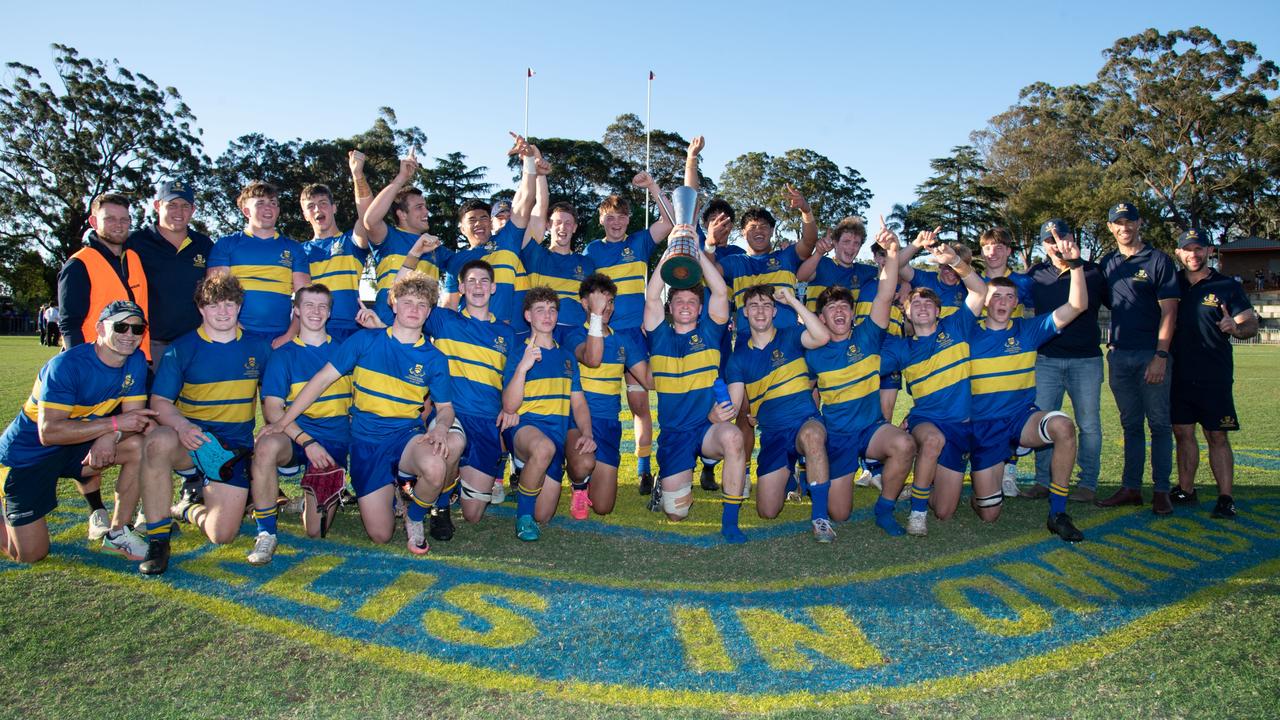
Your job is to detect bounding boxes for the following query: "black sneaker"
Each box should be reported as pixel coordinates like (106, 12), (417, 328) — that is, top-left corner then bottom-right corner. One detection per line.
(1047, 512), (1084, 543)
(138, 539), (171, 575)
(1211, 495), (1236, 519)
(339, 488), (358, 509)
(429, 506), (455, 541)
(646, 481), (663, 512)
(700, 463), (720, 491)
(180, 476), (205, 506)
(638, 472), (655, 496)
(1170, 487), (1198, 505)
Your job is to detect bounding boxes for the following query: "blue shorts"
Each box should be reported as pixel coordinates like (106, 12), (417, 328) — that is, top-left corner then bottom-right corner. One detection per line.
(757, 415), (824, 479)
(349, 425), (420, 498)
(826, 419), (887, 480)
(656, 419), (712, 479)
(0, 443), (94, 527)
(907, 416), (972, 474)
(457, 413), (503, 478)
(970, 405), (1039, 472)
(589, 417), (622, 468)
(502, 421), (566, 483)
(205, 453), (253, 490)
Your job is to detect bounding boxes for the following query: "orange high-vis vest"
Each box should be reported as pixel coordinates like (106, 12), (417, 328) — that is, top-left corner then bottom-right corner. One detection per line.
(70, 246), (151, 360)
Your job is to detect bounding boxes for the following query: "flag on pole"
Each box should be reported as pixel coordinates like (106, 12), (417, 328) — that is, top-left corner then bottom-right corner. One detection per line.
(528, 68), (535, 78)
(649, 70), (655, 80)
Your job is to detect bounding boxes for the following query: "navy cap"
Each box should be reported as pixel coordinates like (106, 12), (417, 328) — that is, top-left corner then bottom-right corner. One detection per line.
(157, 180), (194, 204)
(99, 300), (146, 323)
(1177, 228), (1209, 248)
(1038, 218), (1072, 242)
(491, 199), (513, 216)
(1107, 202), (1140, 222)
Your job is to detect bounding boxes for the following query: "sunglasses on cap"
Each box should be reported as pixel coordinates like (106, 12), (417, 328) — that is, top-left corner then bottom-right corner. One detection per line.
(112, 321), (146, 335)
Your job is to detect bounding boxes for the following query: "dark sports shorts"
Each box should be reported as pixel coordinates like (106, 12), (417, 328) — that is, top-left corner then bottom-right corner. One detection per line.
(907, 416), (972, 474)
(1, 442), (94, 527)
(970, 405), (1039, 472)
(1171, 381), (1240, 431)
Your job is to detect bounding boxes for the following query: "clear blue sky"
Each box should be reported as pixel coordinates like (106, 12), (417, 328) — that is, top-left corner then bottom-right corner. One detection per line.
(7, 0), (1278, 247)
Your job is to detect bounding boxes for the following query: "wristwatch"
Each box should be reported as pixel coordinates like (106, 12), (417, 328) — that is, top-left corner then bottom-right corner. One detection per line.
(1155, 350), (1170, 359)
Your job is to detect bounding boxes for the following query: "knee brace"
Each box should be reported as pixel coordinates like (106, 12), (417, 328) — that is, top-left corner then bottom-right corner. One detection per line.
(627, 384), (646, 395)
(1038, 411), (1070, 445)
(973, 491), (1004, 509)
(459, 477), (492, 504)
(662, 485), (693, 518)
(278, 464), (304, 480)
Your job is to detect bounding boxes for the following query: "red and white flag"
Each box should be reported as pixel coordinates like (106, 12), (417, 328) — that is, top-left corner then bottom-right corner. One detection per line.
(528, 68), (535, 78)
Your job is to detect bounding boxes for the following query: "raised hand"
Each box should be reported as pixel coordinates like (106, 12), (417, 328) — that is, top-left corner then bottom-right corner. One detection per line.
(1052, 226), (1080, 262)
(687, 135), (705, 157)
(914, 226), (942, 249)
(396, 151), (420, 182)
(876, 215), (899, 250)
(1217, 304), (1239, 336)
(412, 232), (441, 256)
(632, 171), (656, 188)
(585, 289), (611, 316)
(928, 241), (959, 266)
(813, 233), (835, 256)
(356, 307), (387, 329)
(535, 158), (552, 176)
(348, 149), (366, 176)
(517, 343), (542, 372)
(772, 286), (799, 307)
(784, 184), (811, 214)
(508, 132), (533, 157)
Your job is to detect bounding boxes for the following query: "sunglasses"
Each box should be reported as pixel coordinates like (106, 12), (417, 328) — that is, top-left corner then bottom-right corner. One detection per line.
(112, 321), (146, 335)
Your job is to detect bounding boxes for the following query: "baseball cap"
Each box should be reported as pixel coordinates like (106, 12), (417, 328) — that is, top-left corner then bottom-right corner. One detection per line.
(157, 180), (195, 204)
(1038, 219), (1072, 242)
(491, 199), (513, 216)
(1177, 228), (1209, 248)
(1107, 202), (1140, 222)
(99, 300), (146, 324)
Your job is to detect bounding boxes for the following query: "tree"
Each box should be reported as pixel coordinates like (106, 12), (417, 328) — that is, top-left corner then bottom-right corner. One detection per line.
(0, 44), (206, 277)
(509, 137), (632, 241)
(718, 149), (872, 240)
(423, 152), (493, 249)
(602, 113), (716, 196)
(886, 201), (930, 240)
(913, 145), (1005, 252)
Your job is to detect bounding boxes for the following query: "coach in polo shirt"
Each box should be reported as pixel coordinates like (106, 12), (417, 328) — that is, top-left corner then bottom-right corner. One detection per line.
(126, 181), (213, 365)
(1096, 202), (1180, 514)
(1170, 229), (1257, 519)
(1020, 219), (1108, 503)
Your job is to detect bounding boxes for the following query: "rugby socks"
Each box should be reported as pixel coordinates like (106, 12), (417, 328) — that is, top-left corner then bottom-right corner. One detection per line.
(720, 491), (747, 543)
(910, 484), (931, 513)
(636, 443), (652, 476)
(252, 506), (278, 536)
(144, 519), (171, 543)
(83, 489), (106, 513)
(516, 483), (539, 518)
(874, 496), (906, 536)
(405, 492), (431, 523)
(434, 479), (457, 510)
(1048, 482), (1069, 517)
(571, 477), (590, 492)
(809, 482), (830, 521)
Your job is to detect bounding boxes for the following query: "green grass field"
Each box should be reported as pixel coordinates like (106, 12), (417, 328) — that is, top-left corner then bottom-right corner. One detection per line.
(0, 336), (1277, 719)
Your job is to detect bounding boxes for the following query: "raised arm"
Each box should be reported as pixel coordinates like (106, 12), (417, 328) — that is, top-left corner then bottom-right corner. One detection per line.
(1048, 229), (1086, 329)
(797, 234), (833, 282)
(523, 156), (551, 248)
(363, 151), (420, 246)
(508, 133), (536, 229)
(785, 185), (818, 259)
(684, 135), (704, 190)
(698, 243), (730, 325)
(633, 172), (673, 241)
(349, 150), (373, 250)
(502, 343), (541, 414)
(927, 242), (986, 315)
(870, 218), (900, 330)
(643, 253), (670, 333)
(898, 227), (941, 283)
(779, 287), (830, 349)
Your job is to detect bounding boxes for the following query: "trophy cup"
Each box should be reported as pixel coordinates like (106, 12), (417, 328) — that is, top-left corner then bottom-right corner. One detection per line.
(660, 185), (703, 289)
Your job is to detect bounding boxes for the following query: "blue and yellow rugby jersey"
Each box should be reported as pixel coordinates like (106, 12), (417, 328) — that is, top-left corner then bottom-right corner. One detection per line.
(584, 230), (656, 331)
(424, 307), (516, 413)
(444, 222), (529, 327)
(980, 270), (1035, 319)
(209, 231), (309, 335)
(502, 335), (581, 435)
(329, 328), (450, 438)
(725, 326), (817, 430)
(719, 246), (804, 336)
(152, 328), (271, 449)
(854, 276), (907, 336)
(520, 242), (596, 328)
(969, 314), (1059, 421)
(561, 324), (645, 419)
(806, 320), (888, 434)
(261, 336), (351, 448)
(370, 226), (454, 325)
(881, 303), (979, 424)
(909, 269), (968, 319)
(0, 343), (148, 468)
(803, 257), (878, 313)
(649, 317), (726, 431)
(305, 231), (370, 332)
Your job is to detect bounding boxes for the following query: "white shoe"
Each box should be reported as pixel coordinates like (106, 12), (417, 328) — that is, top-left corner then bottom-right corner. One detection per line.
(812, 518), (837, 543)
(405, 518), (429, 555)
(87, 508), (110, 541)
(490, 478), (506, 505)
(247, 532), (278, 565)
(101, 526), (148, 561)
(1001, 464), (1020, 498)
(907, 510), (928, 537)
(855, 469), (883, 491)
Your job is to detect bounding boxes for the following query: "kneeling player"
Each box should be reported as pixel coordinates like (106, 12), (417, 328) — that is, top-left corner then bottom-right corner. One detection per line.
(561, 274), (650, 518)
(968, 226), (1087, 541)
(262, 272), (462, 555)
(502, 287), (595, 540)
(0, 301), (154, 564)
(138, 277), (272, 573)
(643, 236), (749, 542)
(808, 223), (916, 536)
(255, 284), (352, 562)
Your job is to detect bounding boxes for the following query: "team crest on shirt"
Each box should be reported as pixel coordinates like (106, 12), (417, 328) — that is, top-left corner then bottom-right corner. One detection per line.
(121, 374), (135, 391)
(407, 363), (426, 385)
(1202, 293), (1221, 307)
(846, 344), (863, 362)
(280, 250), (293, 267)
(191, 254), (206, 269)
(244, 356), (260, 378)
(622, 247), (635, 260)
(485, 240), (497, 252)
(768, 257), (780, 269)
(494, 335), (507, 351)
(331, 239), (343, 255)
(688, 334), (705, 352)
(770, 348), (787, 368)
(574, 265), (584, 280)
(935, 332), (954, 350)
(1133, 269), (1149, 282)
(1003, 336), (1022, 354)
(564, 359), (574, 376)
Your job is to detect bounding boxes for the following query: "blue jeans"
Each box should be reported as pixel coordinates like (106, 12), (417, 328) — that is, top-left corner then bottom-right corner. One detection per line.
(1033, 355), (1103, 490)
(1107, 348), (1172, 492)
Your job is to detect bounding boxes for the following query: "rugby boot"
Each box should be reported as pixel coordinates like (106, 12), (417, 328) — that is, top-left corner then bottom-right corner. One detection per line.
(1047, 512), (1084, 543)
(638, 471), (655, 496)
(699, 464), (720, 491)
(428, 506), (455, 542)
(138, 539), (171, 575)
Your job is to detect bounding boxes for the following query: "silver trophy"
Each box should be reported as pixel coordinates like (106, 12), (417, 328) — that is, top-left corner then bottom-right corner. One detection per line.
(661, 185), (702, 289)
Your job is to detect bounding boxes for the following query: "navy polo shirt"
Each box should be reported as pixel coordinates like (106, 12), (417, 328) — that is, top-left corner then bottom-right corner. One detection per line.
(126, 224), (214, 342)
(1028, 260), (1108, 359)
(1100, 244), (1179, 351)
(1172, 269), (1253, 386)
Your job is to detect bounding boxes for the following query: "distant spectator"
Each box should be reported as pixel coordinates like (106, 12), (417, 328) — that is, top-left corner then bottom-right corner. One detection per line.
(42, 304), (60, 346)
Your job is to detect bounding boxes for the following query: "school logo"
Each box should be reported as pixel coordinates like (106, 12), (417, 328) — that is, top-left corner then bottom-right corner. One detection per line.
(1133, 269), (1149, 282)
(564, 359), (574, 376)
(935, 332), (954, 350)
(494, 336), (507, 351)
(1202, 292), (1221, 308)
(121, 374), (135, 392)
(622, 247), (635, 260)
(574, 265), (584, 280)
(331, 240), (344, 255)
(1221, 416), (1239, 429)
(407, 363), (425, 385)
(768, 257), (780, 269)
(280, 250), (293, 267)
(688, 334), (705, 352)
(485, 241), (497, 252)
(191, 254), (206, 269)
(770, 348), (787, 368)
(846, 344), (861, 361)
(244, 356), (260, 379)
(1004, 336), (1022, 354)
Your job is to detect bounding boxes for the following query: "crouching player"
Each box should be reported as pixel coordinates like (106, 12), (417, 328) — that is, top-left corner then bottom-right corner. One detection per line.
(644, 236), (750, 542)
(0, 301), (154, 564)
(807, 222), (917, 536)
(255, 284), (351, 562)
(969, 224), (1087, 541)
(261, 272), (461, 555)
(138, 276), (272, 574)
(502, 287), (595, 540)
(561, 274), (650, 518)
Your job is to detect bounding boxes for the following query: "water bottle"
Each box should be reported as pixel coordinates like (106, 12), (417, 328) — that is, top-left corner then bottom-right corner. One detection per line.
(712, 378), (732, 408)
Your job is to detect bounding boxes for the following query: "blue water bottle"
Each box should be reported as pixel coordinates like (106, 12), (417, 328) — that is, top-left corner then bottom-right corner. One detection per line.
(712, 378), (732, 408)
